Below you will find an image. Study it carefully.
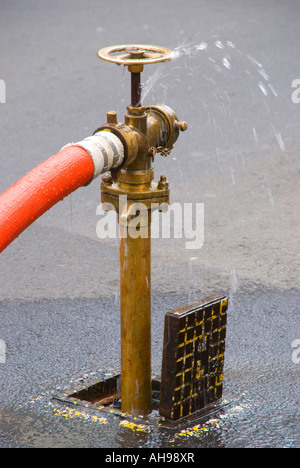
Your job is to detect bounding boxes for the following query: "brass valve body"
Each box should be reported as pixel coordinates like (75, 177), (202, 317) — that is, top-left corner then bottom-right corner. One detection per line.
(99, 104), (186, 212)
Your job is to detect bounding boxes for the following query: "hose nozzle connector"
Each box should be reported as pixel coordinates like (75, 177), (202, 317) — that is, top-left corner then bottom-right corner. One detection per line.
(61, 130), (125, 181)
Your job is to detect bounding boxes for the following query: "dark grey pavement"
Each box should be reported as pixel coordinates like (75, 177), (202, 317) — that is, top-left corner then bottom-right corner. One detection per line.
(0, 0), (299, 447)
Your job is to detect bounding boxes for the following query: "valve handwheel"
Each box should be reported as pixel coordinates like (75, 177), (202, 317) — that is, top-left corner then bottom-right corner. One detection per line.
(97, 44), (173, 68)
(98, 44), (173, 107)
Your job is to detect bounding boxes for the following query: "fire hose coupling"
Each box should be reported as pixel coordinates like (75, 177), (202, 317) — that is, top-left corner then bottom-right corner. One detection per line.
(61, 130), (125, 180)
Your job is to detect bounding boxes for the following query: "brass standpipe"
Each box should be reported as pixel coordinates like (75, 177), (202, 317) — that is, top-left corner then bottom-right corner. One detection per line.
(97, 45), (187, 416)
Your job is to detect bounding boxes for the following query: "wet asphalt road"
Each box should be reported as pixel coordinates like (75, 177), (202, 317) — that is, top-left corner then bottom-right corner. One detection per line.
(0, 0), (299, 448)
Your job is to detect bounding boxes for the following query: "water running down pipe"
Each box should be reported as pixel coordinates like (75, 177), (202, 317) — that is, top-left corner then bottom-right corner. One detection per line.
(0, 131), (124, 254)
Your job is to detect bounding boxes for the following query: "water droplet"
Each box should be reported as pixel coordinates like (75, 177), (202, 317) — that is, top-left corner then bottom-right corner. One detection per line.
(222, 57), (231, 69)
(268, 83), (278, 97)
(258, 81), (268, 96)
(215, 40), (224, 49)
(196, 42), (208, 51)
(252, 127), (258, 143)
(246, 55), (263, 68)
(226, 41), (236, 49)
(275, 132), (285, 152)
(258, 68), (270, 81)
(266, 185), (275, 207)
(230, 168), (236, 185)
(230, 268), (238, 293)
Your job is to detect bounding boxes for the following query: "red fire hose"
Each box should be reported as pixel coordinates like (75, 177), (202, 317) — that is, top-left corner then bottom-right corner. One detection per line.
(0, 131), (124, 253)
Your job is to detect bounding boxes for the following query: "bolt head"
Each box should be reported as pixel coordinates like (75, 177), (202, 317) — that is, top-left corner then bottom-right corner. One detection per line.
(175, 121), (188, 131)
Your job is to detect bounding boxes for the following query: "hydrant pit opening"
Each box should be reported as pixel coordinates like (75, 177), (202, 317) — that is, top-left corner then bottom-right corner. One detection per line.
(69, 374), (121, 406)
(52, 374), (162, 424)
(52, 295), (230, 430)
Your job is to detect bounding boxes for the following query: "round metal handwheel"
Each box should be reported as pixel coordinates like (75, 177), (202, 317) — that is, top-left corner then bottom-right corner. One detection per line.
(97, 44), (173, 66)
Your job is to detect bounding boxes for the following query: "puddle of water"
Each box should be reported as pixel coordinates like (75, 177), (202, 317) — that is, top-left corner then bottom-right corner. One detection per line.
(0, 292), (299, 448)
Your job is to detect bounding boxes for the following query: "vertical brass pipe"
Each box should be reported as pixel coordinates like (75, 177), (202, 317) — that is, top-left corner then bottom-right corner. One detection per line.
(119, 210), (152, 416)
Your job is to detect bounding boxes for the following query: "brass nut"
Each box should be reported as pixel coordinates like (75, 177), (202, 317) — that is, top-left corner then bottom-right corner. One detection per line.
(128, 64), (144, 73)
(102, 173), (113, 184)
(107, 111), (118, 124)
(157, 175), (169, 190)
